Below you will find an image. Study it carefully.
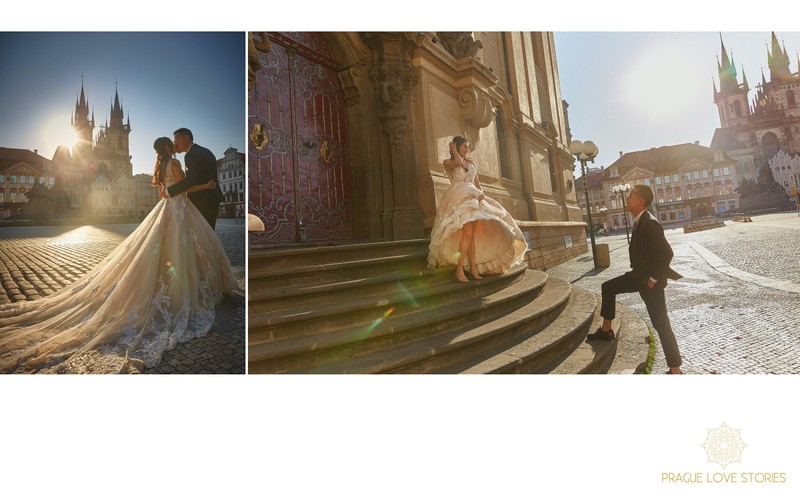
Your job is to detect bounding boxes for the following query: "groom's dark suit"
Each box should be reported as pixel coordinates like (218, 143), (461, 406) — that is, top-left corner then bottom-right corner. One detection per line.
(600, 210), (683, 367)
(167, 143), (224, 229)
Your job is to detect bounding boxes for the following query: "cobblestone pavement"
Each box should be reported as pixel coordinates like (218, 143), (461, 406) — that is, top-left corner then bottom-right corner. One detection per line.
(546, 211), (800, 375)
(0, 218), (245, 374)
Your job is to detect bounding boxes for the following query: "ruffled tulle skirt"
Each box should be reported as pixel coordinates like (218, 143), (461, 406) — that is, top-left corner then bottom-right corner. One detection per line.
(0, 195), (238, 374)
(427, 181), (528, 274)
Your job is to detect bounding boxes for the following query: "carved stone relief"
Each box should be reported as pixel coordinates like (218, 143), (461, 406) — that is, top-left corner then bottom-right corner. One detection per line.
(436, 32), (483, 59)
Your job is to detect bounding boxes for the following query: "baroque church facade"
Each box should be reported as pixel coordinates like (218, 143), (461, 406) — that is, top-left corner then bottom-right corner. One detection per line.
(711, 32), (800, 192)
(248, 32), (587, 269)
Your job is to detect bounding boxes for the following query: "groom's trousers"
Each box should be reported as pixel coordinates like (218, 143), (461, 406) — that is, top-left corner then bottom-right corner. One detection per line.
(600, 271), (682, 368)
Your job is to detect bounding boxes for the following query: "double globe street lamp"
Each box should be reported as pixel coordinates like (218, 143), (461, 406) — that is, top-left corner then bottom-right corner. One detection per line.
(611, 183), (632, 244)
(569, 139), (599, 268)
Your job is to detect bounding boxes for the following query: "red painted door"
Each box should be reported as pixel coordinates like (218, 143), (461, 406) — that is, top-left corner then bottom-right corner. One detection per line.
(249, 32), (352, 245)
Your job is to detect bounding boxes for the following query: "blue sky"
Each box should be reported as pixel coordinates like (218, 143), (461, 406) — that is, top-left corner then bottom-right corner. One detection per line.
(0, 32), (244, 175)
(555, 32), (800, 177)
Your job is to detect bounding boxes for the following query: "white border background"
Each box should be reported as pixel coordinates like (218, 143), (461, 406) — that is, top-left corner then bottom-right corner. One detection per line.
(3, 2), (799, 502)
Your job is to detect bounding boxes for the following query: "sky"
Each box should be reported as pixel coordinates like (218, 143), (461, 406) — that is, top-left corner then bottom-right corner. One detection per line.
(0, 32), (244, 175)
(555, 31), (800, 179)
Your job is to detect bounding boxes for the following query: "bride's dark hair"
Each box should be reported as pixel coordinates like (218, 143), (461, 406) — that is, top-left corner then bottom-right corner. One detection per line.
(152, 137), (173, 186)
(449, 136), (468, 160)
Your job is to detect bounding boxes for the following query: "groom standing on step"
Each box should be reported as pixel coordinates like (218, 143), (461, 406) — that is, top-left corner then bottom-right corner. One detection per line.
(586, 184), (684, 374)
(162, 127), (224, 229)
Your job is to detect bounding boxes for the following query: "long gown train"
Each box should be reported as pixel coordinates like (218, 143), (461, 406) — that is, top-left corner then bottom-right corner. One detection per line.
(0, 172), (238, 374)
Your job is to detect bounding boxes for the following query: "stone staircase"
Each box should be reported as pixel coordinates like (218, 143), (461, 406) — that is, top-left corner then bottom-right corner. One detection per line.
(248, 239), (647, 374)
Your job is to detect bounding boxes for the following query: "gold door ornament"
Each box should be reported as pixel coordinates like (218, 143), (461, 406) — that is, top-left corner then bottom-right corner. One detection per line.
(319, 139), (333, 163)
(250, 123), (269, 150)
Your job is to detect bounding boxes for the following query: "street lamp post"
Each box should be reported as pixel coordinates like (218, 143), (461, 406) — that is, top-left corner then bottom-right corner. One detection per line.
(612, 183), (631, 244)
(569, 140), (600, 268)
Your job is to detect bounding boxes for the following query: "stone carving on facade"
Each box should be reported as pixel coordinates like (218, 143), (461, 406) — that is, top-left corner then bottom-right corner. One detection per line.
(458, 85), (497, 146)
(370, 58), (418, 153)
(436, 32), (483, 59)
(338, 66), (362, 106)
(248, 32), (271, 92)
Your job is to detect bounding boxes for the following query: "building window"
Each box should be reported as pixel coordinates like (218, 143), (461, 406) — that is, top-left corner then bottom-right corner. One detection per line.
(713, 168), (720, 177)
(644, 178), (651, 186)
(28, 176), (34, 185)
(655, 176), (662, 185)
(10, 175), (17, 184)
(788, 90), (796, 107)
(702, 170), (708, 179)
(0, 175), (4, 184)
(685, 173), (691, 181)
(693, 171), (700, 180)
(723, 167), (730, 176)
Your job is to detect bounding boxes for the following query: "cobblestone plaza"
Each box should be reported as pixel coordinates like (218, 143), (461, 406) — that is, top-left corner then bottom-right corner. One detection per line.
(0, 219), (245, 373)
(547, 211), (800, 374)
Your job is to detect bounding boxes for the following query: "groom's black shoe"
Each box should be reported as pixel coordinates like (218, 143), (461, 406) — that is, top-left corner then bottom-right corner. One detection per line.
(586, 327), (615, 342)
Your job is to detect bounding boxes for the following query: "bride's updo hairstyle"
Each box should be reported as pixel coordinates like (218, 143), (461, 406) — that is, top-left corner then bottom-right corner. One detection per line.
(152, 137), (174, 186)
(449, 136), (468, 160)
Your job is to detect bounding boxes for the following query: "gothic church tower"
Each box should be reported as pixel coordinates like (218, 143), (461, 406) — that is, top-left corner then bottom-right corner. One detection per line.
(713, 35), (750, 128)
(93, 83), (133, 180)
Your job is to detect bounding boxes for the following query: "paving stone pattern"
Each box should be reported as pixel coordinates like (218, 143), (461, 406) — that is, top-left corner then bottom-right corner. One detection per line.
(0, 219), (245, 374)
(546, 211), (800, 374)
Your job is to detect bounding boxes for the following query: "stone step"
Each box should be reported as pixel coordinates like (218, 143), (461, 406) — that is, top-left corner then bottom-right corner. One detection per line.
(304, 276), (573, 374)
(248, 252), (430, 293)
(249, 239), (430, 274)
(249, 264), (529, 343)
(447, 285), (599, 374)
(250, 265), (459, 313)
(248, 268), (548, 373)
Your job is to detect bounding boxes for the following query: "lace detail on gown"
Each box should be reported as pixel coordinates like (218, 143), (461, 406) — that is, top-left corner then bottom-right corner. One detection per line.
(428, 161), (528, 274)
(0, 161), (238, 374)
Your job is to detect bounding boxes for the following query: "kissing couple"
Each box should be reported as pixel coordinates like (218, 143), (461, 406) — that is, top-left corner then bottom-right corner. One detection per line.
(0, 128), (238, 374)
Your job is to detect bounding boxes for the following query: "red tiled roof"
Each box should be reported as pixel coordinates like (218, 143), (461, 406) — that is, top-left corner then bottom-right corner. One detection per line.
(0, 147), (51, 171)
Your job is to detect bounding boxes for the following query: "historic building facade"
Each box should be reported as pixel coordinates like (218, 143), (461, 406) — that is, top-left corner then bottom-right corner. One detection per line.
(218, 146), (245, 216)
(49, 79), (157, 221)
(577, 143), (740, 230)
(768, 149), (800, 201)
(0, 148), (56, 219)
(711, 33), (800, 189)
(248, 32), (586, 266)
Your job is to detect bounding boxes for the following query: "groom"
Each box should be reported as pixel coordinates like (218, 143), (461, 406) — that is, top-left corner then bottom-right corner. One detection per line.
(161, 127), (224, 229)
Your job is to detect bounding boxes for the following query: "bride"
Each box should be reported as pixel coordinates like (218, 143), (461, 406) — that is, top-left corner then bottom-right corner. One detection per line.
(0, 137), (238, 374)
(428, 136), (528, 282)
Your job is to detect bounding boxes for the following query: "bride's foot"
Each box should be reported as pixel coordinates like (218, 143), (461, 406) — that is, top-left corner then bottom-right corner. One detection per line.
(455, 269), (469, 283)
(469, 270), (483, 281)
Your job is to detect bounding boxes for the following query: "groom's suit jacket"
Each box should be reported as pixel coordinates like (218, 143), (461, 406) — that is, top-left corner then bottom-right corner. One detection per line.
(167, 143), (224, 214)
(629, 210), (682, 287)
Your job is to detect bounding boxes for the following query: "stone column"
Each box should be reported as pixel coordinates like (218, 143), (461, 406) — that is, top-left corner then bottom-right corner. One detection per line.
(367, 33), (425, 240)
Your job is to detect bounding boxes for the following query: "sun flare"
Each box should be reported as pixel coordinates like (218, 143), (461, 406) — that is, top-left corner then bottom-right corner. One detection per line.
(42, 115), (82, 156)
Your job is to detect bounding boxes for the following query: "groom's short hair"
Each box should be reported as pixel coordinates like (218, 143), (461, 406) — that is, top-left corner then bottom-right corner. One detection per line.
(173, 127), (193, 142)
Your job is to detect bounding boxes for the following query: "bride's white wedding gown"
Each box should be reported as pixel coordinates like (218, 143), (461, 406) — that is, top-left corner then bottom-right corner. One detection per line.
(428, 161), (528, 274)
(0, 165), (238, 373)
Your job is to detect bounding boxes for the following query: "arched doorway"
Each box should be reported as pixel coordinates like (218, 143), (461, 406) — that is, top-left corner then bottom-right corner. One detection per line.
(249, 32), (352, 245)
(697, 204), (708, 217)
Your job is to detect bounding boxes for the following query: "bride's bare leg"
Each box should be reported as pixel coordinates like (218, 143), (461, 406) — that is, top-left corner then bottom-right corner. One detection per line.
(456, 222), (473, 283)
(469, 224), (482, 280)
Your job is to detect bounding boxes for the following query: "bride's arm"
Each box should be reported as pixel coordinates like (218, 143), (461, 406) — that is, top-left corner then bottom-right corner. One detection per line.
(443, 141), (467, 176)
(169, 159), (217, 193)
